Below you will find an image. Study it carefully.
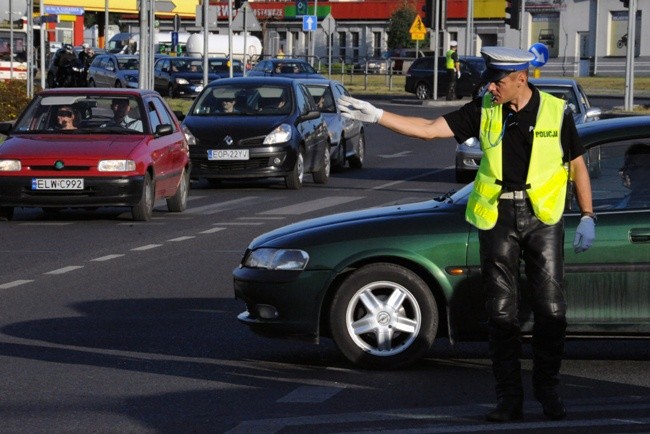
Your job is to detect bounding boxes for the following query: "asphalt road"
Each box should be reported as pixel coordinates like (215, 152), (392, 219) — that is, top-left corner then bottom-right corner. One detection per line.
(1, 102), (649, 433)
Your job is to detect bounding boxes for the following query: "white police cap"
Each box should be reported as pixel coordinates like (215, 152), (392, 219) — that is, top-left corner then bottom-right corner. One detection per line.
(480, 46), (535, 82)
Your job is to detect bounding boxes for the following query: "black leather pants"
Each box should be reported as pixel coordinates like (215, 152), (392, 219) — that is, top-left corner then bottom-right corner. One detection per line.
(479, 198), (567, 400)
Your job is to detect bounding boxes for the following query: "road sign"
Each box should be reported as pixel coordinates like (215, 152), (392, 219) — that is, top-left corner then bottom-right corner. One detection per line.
(529, 43), (549, 68)
(232, 3), (262, 32)
(303, 15), (317, 32)
(409, 15), (426, 34)
(296, 0), (308, 17)
(409, 14), (427, 40)
(155, 0), (177, 14)
(321, 13), (336, 34)
(44, 6), (84, 15)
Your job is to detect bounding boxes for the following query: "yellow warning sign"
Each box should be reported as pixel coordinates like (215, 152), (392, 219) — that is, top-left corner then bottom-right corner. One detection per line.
(409, 15), (426, 34)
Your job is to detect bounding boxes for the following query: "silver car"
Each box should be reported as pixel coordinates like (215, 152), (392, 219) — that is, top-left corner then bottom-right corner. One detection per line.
(87, 54), (140, 89)
(454, 78), (602, 183)
(302, 79), (366, 170)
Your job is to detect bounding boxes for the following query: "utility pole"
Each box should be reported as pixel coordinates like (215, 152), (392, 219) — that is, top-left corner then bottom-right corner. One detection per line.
(624, 0), (636, 111)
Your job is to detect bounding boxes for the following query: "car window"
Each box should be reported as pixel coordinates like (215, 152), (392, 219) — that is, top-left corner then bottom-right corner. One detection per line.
(578, 141), (650, 211)
(306, 85), (336, 113)
(12, 94), (146, 133)
(118, 57), (139, 70)
(147, 100), (161, 132)
(298, 84), (318, 113)
(192, 84), (291, 116)
(150, 97), (177, 131)
(538, 85), (579, 114)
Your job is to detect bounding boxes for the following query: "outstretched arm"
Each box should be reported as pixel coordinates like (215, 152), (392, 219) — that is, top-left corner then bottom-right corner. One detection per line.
(338, 95), (455, 141)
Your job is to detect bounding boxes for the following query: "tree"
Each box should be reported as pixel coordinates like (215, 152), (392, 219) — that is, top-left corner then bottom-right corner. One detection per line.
(387, 1), (428, 50)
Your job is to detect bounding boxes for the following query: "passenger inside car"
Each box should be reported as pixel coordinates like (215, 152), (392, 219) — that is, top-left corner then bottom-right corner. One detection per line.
(617, 143), (650, 209)
(55, 105), (78, 130)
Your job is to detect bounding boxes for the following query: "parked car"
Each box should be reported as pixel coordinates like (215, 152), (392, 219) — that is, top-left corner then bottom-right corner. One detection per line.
(404, 55), (487, 100)
(353, 56), (390, 74)
(301, 79), (366, 170)
(233, 115), (650, 369)
(0, 88), (190, 221)
(153, 56), (244, 98)
(455, 78), (603, 182)
(248, 58), (326, 79)
(181, 77), (330, 189)
(87, 54), (140, 88)
(389, 48), (435, 74)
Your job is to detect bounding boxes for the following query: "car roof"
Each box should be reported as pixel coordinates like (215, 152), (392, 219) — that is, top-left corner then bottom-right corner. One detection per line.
(268, 58), (310, 63)
(37, 88), (158, 99)
(206, 77), (297, 87)
(530, 78), (579, 86)
(577, 115), (650, 148)
(297, 79), (342, 87)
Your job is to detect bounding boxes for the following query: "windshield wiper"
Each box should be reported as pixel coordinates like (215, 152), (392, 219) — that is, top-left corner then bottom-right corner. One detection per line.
(433, 189), (456, 204)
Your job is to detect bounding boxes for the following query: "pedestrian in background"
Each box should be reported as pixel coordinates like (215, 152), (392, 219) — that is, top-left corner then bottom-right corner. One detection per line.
(337, 46), (596, 423)
(446, 40), (460, 101)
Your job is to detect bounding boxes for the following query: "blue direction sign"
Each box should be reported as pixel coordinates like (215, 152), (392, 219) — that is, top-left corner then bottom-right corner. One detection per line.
(529, 43), (549, 68)
(44, 6), (84, 15)
(303, 15), (317, 32)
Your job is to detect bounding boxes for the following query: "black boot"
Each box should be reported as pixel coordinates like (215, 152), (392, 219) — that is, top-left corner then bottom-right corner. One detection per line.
(485, 396), (523, 422)
(535, 390), (566, 420)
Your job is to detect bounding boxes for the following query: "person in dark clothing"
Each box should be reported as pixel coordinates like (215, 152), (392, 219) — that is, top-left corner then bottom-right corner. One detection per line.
(337, 46), (596, 423)
(55, 44), (78, 87)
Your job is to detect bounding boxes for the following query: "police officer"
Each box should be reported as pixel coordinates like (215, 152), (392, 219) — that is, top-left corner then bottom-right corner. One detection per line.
(55, 44), (78, 87)
(446, 40), (460, 101)
(337, 46), (596, 423)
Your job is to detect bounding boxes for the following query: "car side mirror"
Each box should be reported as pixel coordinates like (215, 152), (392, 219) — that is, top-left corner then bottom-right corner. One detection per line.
(299, 110), (321, 122)
(0, 121), (13, 136)
(155, 124), (174, 137)
(585, 107), (601, 120)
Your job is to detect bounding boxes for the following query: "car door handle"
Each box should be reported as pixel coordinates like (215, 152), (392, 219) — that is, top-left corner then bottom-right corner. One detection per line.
(630, 228), (650, 243)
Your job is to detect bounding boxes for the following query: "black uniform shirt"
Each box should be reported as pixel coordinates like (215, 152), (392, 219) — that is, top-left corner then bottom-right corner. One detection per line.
(443, 84), (585, 189)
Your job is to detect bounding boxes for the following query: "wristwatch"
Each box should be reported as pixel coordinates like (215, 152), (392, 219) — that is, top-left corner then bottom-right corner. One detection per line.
(581, 211), (597, 223)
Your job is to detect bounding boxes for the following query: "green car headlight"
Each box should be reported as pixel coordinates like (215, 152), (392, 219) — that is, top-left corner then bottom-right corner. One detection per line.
(245, 248), (309, 270)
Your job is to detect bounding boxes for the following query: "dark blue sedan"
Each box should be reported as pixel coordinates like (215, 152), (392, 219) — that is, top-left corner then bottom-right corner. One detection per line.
(153, 56), (243, 98)
(182, 77), (330, 189)
(248, 58), (325, 79)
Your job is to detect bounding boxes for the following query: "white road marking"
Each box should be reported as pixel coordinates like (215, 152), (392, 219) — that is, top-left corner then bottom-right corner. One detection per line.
(238, 216), (285, 220)
(44, 266), (84, 275)
(260, 196), (363, 215)
(0, 280), (34, 289)
(167, 236), (196, 242)
(185, 196), (262, 215)
(277, 386), (344, 403)
(379, 150), (412, 158)
(19, 222), (73, 226)
(130, 244), (163, 251)
(199, 227), (227, 234)
(211, 222), (264, 226)
(372, 167), (452, 191)
(91, 254), (125, 262)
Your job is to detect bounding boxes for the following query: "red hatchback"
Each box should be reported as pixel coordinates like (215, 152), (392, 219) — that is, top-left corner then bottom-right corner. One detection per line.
(0, 88), (191, 221)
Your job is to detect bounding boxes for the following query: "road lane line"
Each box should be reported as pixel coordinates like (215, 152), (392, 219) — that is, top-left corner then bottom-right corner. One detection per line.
(237, 216), (285, 220)
(277, 386), (344, 403)
(199, 227), (227, 234)
(91, 254), (125, 262)
(372, 167), (452, 190)
(44, 266), (84, 275)
(131, 244), (163, 251)
(167, 236), (196, 242)
(211, 222), (264, 226)
(185, 196), (263, 215)
(260, 196), (363, 215)
(0, 280), (34, 289)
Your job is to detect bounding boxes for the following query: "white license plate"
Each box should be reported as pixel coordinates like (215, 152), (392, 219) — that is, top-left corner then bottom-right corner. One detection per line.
(32, 178), (84, 190)
(208, 149), (250, 161)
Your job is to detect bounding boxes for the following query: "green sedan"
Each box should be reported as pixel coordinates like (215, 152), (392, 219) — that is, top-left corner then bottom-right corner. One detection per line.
(233, 115), (650, 370)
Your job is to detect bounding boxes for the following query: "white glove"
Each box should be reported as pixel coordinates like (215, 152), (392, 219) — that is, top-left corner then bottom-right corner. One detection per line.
(573, 216), (596, 253)
(337, 95), (384, 124)
(457, 71), (461, 79)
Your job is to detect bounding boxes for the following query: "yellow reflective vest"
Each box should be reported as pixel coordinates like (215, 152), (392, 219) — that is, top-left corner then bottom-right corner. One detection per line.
(446, 50), (456, 69)
(465, 91), (568, 230)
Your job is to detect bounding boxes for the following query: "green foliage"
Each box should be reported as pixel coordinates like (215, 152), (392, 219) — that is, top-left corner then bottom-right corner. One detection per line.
(387, 1), (419, 50)
(0, 80), (35, 122)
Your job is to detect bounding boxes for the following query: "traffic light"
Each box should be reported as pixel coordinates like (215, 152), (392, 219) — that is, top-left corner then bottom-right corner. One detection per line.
(620, 0), (629, 7)
(505, 0), (521, 30)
